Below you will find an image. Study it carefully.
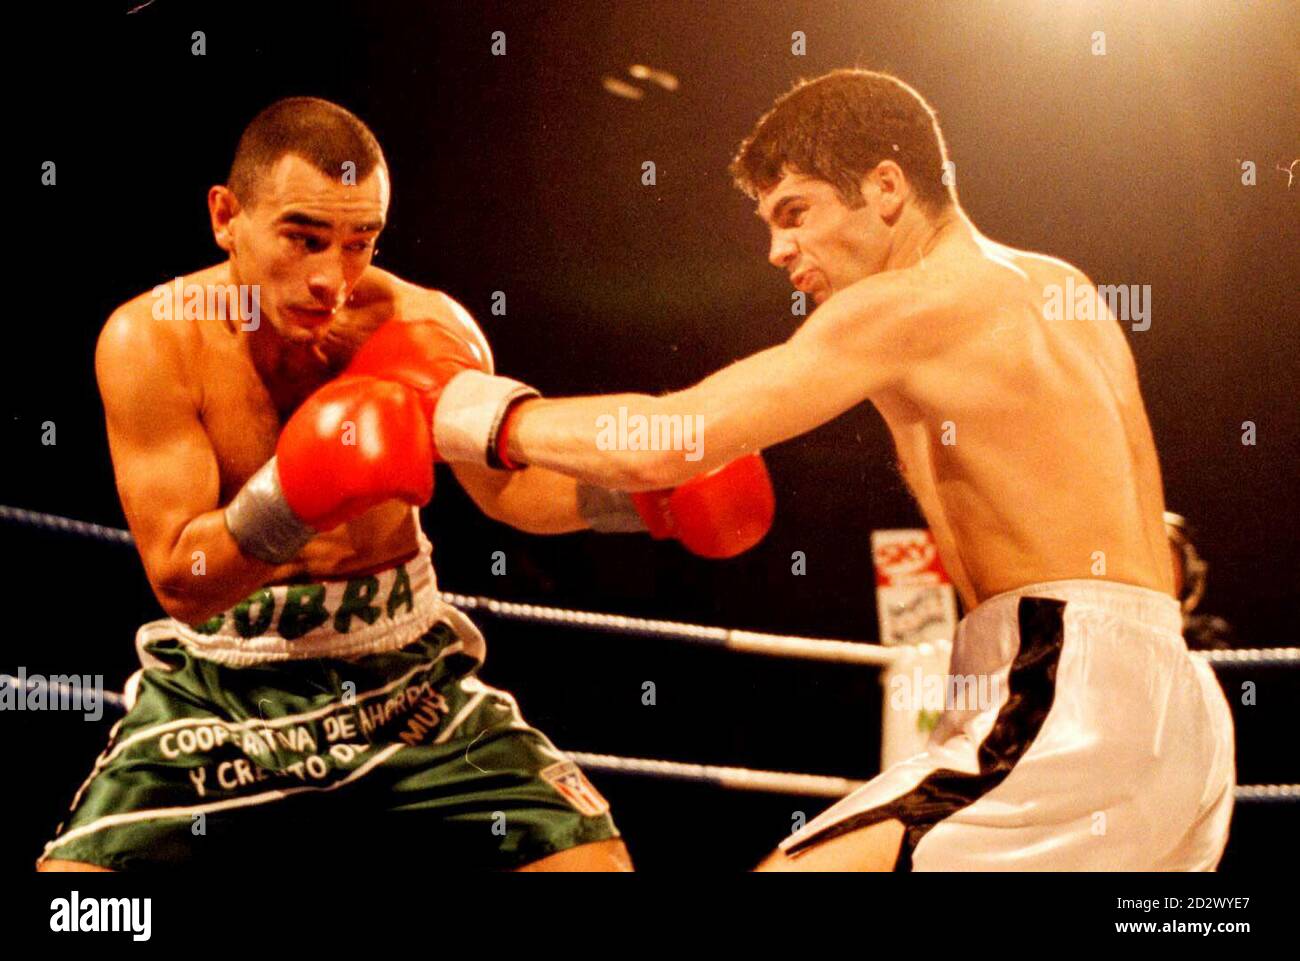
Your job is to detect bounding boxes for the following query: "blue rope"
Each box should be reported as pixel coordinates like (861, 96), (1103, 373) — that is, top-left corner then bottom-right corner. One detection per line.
(0, 674), (126, 711)
(0, 504), (134, 546)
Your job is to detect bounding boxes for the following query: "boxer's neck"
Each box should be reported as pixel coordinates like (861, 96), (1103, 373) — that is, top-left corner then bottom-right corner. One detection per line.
(216, 261), (333, 398)
(882, 206), (973, 273)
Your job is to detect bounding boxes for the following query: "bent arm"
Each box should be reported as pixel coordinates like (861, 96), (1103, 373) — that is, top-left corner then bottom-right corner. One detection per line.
(97, 313), (282, 624)
(506, 278), (914, 489)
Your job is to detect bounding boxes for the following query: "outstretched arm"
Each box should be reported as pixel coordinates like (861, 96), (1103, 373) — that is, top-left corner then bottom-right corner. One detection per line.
(505, 276), (923, 489)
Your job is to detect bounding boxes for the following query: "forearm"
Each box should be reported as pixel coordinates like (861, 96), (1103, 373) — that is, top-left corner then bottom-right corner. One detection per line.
(152, 452), (344, 624)
(505, 391), (740, 491)
(503, 328), (885, 490)
(147, 508), (282, 625)
(457, 396), (777, 558)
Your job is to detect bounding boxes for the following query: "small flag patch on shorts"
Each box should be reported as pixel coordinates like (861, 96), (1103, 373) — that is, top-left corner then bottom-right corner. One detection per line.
(541, 760), (610, 816)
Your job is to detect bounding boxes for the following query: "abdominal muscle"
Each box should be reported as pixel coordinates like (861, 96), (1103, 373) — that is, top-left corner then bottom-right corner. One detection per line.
(270, 505), (423, 584)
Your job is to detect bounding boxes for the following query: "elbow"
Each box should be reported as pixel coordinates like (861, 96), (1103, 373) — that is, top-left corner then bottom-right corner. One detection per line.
(151, 572), (222, 626)
(472, 487), (564, 536)
(156, 596), (200, 625)
(478, 500), (542, 535)
(154, 589), (210, 627)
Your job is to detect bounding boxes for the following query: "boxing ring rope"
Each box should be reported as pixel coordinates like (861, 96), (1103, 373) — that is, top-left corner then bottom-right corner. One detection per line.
(437, 591), (897, 665)
(442, 591), (1300, 669)
(5, 505), (1295, 667)
(3, 503), (1298, 804)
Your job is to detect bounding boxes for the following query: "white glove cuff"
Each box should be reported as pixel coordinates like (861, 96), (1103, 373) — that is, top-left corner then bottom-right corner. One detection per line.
(433, 370), (539, 468)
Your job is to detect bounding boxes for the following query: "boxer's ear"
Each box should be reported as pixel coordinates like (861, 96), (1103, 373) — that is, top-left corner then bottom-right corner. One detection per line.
(862, 162), (907, 224)
(208, 185), (241, 253)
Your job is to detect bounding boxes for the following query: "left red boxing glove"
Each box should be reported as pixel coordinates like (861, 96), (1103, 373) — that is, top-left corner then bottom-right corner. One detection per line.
(222, 375), (434, 564)
(345, 318), (538, 469)
(275, 375), (434, 532)
(630, 453), (775, 559)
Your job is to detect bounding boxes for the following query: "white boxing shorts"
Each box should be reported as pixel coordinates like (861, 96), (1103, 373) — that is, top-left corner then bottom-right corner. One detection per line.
(781, 579), (1236, 870)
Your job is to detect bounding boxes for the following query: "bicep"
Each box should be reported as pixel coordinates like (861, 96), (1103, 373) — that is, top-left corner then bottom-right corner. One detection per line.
(97, 320), (221, 581)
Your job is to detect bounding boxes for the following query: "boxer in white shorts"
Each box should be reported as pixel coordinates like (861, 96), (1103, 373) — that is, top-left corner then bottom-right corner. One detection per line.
(415, 69), (1237, 870)
(777, 580), (1235, 869)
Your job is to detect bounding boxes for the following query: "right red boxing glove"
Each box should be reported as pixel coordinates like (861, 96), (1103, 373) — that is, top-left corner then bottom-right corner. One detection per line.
(631, 453), (775, 559)
(345, 318), (538, 469)
(276, 374), (434, 532)
(344, 318), (488, 418)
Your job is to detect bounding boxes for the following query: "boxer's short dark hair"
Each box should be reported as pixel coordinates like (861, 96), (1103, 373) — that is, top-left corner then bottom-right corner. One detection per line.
(730, 69), (955, 214)
(227, 97), (386, 205)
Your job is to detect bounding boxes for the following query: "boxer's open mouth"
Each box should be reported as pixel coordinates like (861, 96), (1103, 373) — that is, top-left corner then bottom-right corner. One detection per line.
(791, 270), (817, 293)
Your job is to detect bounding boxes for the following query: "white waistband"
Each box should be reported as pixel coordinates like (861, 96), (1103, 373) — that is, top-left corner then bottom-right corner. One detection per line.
(136, 528), (484, 667)
(970, 578), (1184, 634)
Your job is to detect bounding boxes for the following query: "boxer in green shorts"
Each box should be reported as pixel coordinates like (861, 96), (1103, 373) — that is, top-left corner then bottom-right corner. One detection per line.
(41, 537), (620, 871)
(40, 97), (773, 872)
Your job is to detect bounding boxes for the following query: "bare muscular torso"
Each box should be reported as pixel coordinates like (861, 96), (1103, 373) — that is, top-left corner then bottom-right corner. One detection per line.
(114, 263), (455, 588)
(196, 265), (421, 580)
(872, 235), (1173, 611)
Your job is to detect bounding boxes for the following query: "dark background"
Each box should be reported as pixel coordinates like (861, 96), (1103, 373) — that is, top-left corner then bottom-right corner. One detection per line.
(4, 0), (1297, 873)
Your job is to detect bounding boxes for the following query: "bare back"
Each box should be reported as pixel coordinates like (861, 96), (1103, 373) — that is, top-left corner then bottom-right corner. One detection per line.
(875, 239), (1173, 609)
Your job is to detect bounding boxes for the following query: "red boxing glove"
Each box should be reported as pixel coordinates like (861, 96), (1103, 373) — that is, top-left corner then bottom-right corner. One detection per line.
(631, 453), (775, 558)
(276, 375), (434, 532)
(345, 319), (538, 468)
(345, 319), (488, 419)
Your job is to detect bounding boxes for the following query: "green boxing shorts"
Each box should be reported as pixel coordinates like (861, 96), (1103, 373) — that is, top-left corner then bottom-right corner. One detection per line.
(39, 534), (619, 871)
